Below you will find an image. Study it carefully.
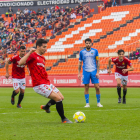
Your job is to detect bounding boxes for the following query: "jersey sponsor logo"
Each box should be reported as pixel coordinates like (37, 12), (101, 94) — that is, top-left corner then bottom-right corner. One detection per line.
(17, 65), (25, 68)
(17, 61), (25, 68)
(116, 66), (125, 68)
(37, 63), (45, 67)
(112, 58), (118, 62)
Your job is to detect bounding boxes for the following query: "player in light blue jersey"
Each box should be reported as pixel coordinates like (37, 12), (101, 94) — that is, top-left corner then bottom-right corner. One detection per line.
(78, 38), (103, 107)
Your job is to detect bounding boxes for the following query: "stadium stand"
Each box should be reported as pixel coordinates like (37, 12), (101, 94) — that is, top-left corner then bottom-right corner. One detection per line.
(0, 3), (140, 76)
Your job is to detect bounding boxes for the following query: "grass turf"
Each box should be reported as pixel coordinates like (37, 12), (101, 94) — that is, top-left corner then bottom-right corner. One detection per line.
(0, 87), (140, 140)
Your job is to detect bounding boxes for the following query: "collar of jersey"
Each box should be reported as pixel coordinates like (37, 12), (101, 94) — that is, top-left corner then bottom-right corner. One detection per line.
(36, 52), (42, 56)
(85, 48), (92, 52)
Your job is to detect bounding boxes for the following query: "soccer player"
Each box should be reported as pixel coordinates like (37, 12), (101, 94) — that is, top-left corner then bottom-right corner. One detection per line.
(19, 39), (72, 123)
(108, 49), (134, 104)
(5, 46), (26, 108)
(78, 38), (103, 108)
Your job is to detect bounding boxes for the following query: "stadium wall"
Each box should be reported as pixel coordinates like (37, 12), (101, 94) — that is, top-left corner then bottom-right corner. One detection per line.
(0, 75), (140, 87)
(0, 1), (102, 14)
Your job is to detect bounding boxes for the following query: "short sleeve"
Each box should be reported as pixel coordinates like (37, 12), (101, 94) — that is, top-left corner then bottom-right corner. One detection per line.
(96, 50), (99, 60)
(9, 55), (16, 63)
(111, 57), (117, 63)
(26, 53), (35, 64)
(126, 58), (132, 66)
(79, 51), (82, 62)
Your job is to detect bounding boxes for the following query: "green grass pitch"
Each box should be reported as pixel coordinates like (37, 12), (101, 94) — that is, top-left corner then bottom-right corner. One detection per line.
(0, 87), (140, 140)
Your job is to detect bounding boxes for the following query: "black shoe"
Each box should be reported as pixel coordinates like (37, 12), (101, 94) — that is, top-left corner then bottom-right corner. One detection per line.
(41, 105), (51, 113)
(17, 104), (22, 108)
(123, 98), (126, 104)
(11, 96), (15, 105)
(118, 98), (121, 103)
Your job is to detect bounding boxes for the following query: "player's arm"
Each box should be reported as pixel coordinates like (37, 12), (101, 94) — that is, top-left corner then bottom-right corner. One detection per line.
(19, 48), (36, 66)
(27, 66), (30, 76)
(122, 65), (134, 74)
(127, 65), (134, 71)
(96, 58), (100, 74)
(95, 50), (100, 78)
(78, 51), (82, 80)
(122, 59), (134, 74)
(108, 58), (112, 75)
(5, 59), (12, 79)
(78, 61), (82, 74)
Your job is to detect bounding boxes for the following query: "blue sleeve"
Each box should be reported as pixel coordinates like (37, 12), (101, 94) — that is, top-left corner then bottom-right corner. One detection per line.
(96, 50), (99, 56)
(95, 50), (99, 60)
(79, 51), (82, 61)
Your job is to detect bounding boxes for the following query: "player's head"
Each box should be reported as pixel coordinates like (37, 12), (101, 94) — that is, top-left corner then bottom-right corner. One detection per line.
(85, 38), (92, 50)
(117, 49), (125, 60)
(36, 39), (48, 55)
(19, 46), (26, 57)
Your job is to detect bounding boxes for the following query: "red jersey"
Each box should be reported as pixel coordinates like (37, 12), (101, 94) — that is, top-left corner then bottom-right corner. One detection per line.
(9, 55), (25, 79)
(26, 52), (50, 87)
(111, 57), (132, 76)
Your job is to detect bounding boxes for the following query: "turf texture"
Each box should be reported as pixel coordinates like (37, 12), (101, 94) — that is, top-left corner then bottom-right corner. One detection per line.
(0, 87), (140, 140)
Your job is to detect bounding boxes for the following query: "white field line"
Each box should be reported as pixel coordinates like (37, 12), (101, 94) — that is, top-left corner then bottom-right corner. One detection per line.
(0, 108), (139, 115)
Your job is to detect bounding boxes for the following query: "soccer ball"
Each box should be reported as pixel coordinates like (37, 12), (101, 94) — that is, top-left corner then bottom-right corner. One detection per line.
(73, 111), (86, 123)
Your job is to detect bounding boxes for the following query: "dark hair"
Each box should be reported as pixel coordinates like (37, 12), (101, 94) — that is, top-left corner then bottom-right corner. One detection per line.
(117, 49), (125, 54)
(19, 46), (26, 50)
(85, 38), (92, 43)
(36, 39), (48, 48)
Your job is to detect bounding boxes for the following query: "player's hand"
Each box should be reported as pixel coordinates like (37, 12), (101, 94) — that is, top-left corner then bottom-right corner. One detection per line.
(29, 48), (36, 54)
(96, 73), (100, 79)
(108, 69), (111, 75)
(122, 69), (128, 74)
(5, 73), (10, 79)
(78, 73), (81, 80)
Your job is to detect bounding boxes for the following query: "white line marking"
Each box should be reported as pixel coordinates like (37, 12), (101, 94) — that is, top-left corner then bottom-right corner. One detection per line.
(0, 108), (139, 115)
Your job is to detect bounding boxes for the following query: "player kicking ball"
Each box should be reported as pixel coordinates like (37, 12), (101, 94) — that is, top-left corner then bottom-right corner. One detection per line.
(78, 38), (103, 108)
(108, 49), (134, 104)
(5, 46), (26, 108)
(19, 39), (72, 123)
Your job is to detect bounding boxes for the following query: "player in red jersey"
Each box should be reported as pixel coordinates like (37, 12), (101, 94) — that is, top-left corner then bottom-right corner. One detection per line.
(5, 46), (26, 108)
(108, 49), (134, 104)
(19, 39), (72, 123)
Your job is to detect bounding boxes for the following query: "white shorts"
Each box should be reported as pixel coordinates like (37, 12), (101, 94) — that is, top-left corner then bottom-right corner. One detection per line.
(33, 84), (59, 98)
(12, 78), (26, 90)
(115, 72), (128, 85)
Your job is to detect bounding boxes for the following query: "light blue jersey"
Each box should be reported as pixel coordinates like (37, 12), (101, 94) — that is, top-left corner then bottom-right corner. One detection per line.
(79, 48), (99, 73)
(79, 48), (99, 84)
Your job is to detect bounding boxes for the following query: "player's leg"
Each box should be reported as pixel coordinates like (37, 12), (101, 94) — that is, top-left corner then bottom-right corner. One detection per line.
(91, 73), (103, 107)
(91, 71), (103, 107)
(33, 84), (72, 123)
(115, 73), (122, 103)
(83, 70), (90, 107)
(84, 84), (90, 107)
(11, 79), (20, 105)
(94, 84), (103, 107)
(17, 88), (25, 108)
(121, 76), (128, 104)
(41, 85), (64, 112)
(122, 85), (127, 104)
(49, 91), (72, 123)
(17, 78), (26, 108)
(116, 78), (122, 103)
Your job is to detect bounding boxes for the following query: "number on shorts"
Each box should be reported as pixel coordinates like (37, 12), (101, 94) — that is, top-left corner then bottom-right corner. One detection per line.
(14, 83), (18, 87)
